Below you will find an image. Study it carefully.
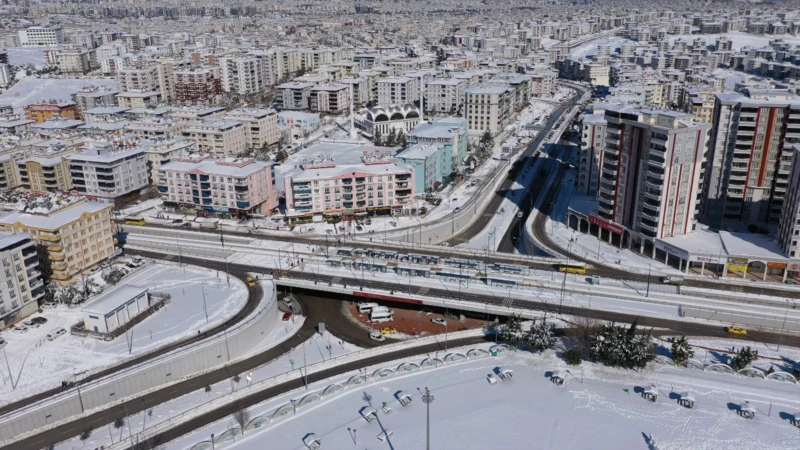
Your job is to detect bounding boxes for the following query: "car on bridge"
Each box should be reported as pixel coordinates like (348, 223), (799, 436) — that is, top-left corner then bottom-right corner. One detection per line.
(726, 326), (747, 336)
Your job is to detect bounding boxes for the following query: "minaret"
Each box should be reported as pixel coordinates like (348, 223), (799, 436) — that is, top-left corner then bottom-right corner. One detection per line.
(349, 82), (357, 140)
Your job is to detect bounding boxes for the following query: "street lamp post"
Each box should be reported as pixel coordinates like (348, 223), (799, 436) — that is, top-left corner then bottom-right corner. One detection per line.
(646, 264), (651, 298)
(422, 387), (434, 450)
(778, 299), (790, 352)
(201, 282), (209, 323)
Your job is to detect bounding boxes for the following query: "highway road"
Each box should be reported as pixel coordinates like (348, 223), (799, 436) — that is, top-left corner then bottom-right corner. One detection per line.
(0, 259), (264, 417)
(0, 251), (377, 450)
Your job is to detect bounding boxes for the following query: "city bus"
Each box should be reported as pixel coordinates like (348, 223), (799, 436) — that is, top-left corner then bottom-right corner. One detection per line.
(557, 263), (586, 275)
(125, 217), (146, 226)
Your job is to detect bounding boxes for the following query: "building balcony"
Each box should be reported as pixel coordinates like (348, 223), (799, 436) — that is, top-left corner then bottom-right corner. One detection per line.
(645, 180), (663, 190)
(49, 252), (65, 261)
(640, 210), (659, 222)
(638, 222), (657, 233)
(597, 204), (613, 215)
(236, 201), (250, 209)
(602, 166), (617, 177)
(24, 255), (38, 267)
(200, 182), (211, 189)
(644, 190), (662, 201)
(50, 272), (70, 281)
(201, 190), (211, 198)
(202, 198), (213, 205)
(38, 233), (61, 242)
(51, 262), (67, 271)
(158, 186), (168, 193)
(294, 189), (312, 195)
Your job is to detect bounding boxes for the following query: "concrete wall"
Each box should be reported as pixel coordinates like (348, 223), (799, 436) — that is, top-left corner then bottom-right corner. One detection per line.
(0, 284), (278, 443)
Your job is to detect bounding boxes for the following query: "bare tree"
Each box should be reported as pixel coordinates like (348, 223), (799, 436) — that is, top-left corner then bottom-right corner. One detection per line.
(569, 315), (601, 358)
(232, 401), (251, 435)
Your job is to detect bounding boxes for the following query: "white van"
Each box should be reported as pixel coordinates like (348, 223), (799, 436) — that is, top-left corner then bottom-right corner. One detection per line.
(370, 307), (394, 323)
(47, 327), (67, 341)
(357, 302), (379, 314)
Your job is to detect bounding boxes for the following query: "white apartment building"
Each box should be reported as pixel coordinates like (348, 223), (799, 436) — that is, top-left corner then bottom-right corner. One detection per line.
(223, 108), (281, 151)
(276, 82), (314, 110)
(18, 26), (65, 47)
(0, 233), (44, 330)
(117, 64), (160, 92)
(778, 145), (800, 260)
(584, 63), (610, 86)
(181, 120), (247, 158)
(158, 158), (279, 216)
(595, 107), (710, 242)
(67, 145), (149, 204)
(126, 118), (186, 139)
(0, 64), (10, 89)
(425, 78), (467, 115)
(377, 77), (419, 107)
(577, 112), (607, 196)
(56, 49), (94, 75)
(219, 54), (265, 95)
(464, 85), (512, 133)
(277, 111), (321, 140)
(704, 89), (800, 228)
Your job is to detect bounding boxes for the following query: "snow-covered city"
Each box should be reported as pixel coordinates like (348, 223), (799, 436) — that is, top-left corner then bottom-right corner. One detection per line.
(3, 1), (800, 450)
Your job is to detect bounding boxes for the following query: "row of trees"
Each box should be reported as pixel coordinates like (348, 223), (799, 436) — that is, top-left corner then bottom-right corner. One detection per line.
(497, 315), (556, 352)
(374, 128), (408, 148)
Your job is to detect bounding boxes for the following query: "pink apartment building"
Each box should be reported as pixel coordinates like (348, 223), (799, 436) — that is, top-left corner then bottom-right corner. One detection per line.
(284, 150), (414, 218)
(158, 157), (278, 218)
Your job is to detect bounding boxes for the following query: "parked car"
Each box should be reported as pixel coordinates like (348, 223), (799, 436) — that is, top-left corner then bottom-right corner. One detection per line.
(431, 318), (447, 326)
(42, 302), (57, 309)
(726, 326), (747, 336)
(171, 219), (183, 224)
(380, 326), (397, 335)
(369, 331), (385, 342)
(30, 317), (48, 325)
(22, 320), (39, 328)
(12, 324), (28, 332)
(281, 312), (292, 322)
(47, 327), (67, 341)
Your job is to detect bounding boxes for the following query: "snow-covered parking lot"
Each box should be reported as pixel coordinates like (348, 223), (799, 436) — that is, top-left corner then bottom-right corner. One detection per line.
(0, 262), (247, 406)
(169, 345), (800, 450)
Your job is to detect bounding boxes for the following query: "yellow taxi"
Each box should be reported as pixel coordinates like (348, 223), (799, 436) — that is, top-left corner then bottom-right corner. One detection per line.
(726, 326), (747, 336)
(246, 276), (256, 287)
(380, 326), (398, 335)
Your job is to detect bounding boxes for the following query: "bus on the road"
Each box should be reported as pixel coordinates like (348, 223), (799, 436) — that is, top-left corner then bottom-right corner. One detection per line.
(557, 263), (586, 275)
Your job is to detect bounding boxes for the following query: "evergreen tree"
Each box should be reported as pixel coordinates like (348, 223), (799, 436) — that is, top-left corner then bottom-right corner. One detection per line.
(564, 348), (582, 366)
(385, 128), (398, 147)
(523, 318), (555, 352)
(590, 322), (655, 369)
(670, 336), (694, 366)
(374, 128), (383, 146)
(397, 130), (408, 148)
(730, 346), (758, 370)
(479, 130), (493, 154)
(499, 314), (524, 348)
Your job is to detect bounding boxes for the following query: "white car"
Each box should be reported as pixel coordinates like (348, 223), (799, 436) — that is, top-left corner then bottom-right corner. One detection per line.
(12, 324), (28, 332)
(369, 331), (385, 342)
(431, 318), (447, 326)
(22, 320), (39, 328)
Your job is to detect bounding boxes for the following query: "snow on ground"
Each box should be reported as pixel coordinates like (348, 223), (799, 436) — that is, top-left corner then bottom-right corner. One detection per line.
(5, 48), (46, 68)
(713, 68), (748, 90)
(55, 323), (364, 450)
(0, 77), (118, 113)
(169, 344), (800, 450)
(0, 262), (248, 406)
(678, 337), (800, 370)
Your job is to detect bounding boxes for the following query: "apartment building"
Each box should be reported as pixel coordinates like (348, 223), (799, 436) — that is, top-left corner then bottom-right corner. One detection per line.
(139, 136), (196, 184)
(223, 108), (281, 151)
(16, 146), (75, 193)
(117, 64), (160, 92)
(18, 26), (64, 46)
(377, 77), (419, 107)
(125, 118), (186, 139)
(597, 107), (710, 240)
(407, 117), (469, 177)
(310, 84), (350, 114)
(284, 149), (414, 217)
(72, 86), (119, 110)
(24, 103), (82, 123)
(425, 78), (467, 115)
(116, 91), (161, 109)
(173, 66), (222, 106)
(0, 195), (116, 284)
(0, 64), (11, 89)
(158, 158), (278, 217)
(67, 145), (149, 205)
(56, 49), (94, 75)
(0, 233), (45, 329)
(276, 82), (314, 110)
(219, 54), (265, 95)
(277, 111), (321, 139)
(777, 145), (800, 259)
(584, 63), (611, 86)
(340, 78), (370, 107)
(577, 112), (607, 196)
(703, 89), (800, 228)
(181, 120), (247, 158)
(464, 85), (511, 133)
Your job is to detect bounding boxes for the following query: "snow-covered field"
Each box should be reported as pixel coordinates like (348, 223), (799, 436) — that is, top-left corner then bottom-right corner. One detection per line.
(0, 77), (118, 114)
(5, 48), (46, 67)
(0, 262), (247, 406)
(570, 36), (635, 58)
(169, 344), (800, 450)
